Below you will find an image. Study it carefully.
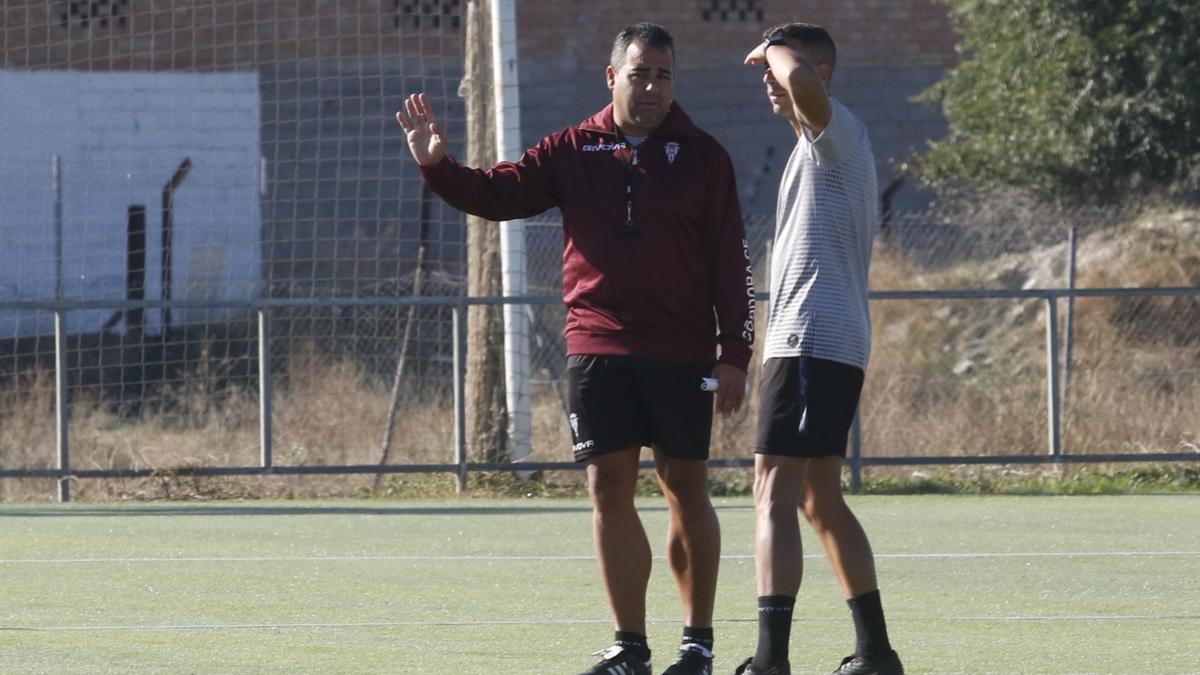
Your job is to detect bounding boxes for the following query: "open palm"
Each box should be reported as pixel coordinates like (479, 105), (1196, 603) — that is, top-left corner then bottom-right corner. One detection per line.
(395, 92), (447, 167)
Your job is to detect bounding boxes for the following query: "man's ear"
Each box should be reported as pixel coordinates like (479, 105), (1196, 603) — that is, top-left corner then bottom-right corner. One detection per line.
(605, 65), (616, 91)
(816, 63), (834, 88)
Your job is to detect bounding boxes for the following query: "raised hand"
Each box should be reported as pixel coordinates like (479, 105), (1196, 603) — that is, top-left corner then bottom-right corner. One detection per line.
(395, 92), (447, 167)
(744, 39), (769, 66)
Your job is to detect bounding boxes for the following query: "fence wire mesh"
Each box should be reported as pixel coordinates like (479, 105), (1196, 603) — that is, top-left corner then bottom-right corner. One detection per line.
(1, 2), (1197, 498)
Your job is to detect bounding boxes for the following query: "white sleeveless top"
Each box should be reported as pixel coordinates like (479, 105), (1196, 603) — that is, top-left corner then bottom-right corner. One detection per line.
(763, 97), (878, 369)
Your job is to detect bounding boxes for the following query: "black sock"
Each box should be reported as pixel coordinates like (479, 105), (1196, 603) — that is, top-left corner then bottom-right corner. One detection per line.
(614, 631), (651, 662)
(752, 595), (795, 669)
(847, 589), (892, 659)
(681, 625), (714, 654)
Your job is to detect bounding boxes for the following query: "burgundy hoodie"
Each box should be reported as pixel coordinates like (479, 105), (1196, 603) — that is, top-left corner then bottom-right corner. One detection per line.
(420, 101), (754, 370)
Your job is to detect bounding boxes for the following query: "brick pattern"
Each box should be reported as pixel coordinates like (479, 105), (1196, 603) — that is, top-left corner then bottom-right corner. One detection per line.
(513, 1), (955, 211)
(2, 1), (471, 290)
(1, 0), (957, 294)
(2, 0), (464, 71)
(514, 0), (956, 69)
(5, 1), (955, 71)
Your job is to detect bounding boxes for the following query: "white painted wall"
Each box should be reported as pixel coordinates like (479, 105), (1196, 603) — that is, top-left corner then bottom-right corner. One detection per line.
(0, 70), (262, 337)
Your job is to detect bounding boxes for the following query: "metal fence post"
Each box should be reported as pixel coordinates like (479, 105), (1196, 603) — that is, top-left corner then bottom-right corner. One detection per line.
(1062, 225), (1077, 413)
(258, 307), (273, 470)
(54, 309), (70, 502)
(53, 156), (64, 302)
(5, 288), (1200, 492)
(1044, 296), (1062, 456)
(453, 300), (468, 492)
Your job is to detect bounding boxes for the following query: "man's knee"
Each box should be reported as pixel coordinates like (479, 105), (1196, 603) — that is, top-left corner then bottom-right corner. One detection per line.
(753, 457), (806, 518)
(587, 452), (639, 509)
(755, 481), (802, 526)
(801, 481), (850, 528)
(656, 458), (710, 507)
(800, 494), (831, 525)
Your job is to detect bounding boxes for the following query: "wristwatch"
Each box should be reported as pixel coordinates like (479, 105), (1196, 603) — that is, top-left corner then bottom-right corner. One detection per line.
(764, 30), (788, 50)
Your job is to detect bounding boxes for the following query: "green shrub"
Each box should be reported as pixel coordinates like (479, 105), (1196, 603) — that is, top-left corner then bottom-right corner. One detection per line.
(914, 0), (1200, 201)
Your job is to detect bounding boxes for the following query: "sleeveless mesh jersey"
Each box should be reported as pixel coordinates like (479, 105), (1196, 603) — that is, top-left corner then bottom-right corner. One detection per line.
(764, 98), (878, 369)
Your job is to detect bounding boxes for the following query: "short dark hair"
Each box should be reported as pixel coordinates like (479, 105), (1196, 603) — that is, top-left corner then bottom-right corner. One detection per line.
(764, 22), (837, 77)
(610, 22), (675, 70)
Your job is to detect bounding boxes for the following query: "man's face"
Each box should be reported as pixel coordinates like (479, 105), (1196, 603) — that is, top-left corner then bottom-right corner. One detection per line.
(761, 42), (831, 122)
(606, 40), (674, 136)
(762, 66), (794, 121)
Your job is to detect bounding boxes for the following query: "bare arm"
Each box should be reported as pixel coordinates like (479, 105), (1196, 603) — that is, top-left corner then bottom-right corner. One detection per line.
(745, 40), (832, 136)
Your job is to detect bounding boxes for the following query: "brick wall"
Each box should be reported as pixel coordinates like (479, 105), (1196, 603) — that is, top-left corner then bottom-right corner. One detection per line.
(2, 0), (958, 298)
(3, 1), (468, 294)
(515, 0), (955, 69)
(514, 0), (957, 211)
(2, 0), (462, 69)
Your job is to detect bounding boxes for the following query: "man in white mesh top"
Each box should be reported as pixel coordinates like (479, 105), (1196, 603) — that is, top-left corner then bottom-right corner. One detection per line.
(734, 23), (903, 675)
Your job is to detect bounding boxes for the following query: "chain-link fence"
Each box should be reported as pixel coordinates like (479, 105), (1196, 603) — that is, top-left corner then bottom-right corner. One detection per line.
(3, 204), (1198, 500)
(2, 3), (1197, 500)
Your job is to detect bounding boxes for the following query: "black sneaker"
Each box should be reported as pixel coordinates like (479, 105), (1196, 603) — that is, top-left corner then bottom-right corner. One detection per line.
(662, 643), (714, 675)
(578, 645), (652, 675)
(830, 650), (904, 675)
(733, 657), (791, 675)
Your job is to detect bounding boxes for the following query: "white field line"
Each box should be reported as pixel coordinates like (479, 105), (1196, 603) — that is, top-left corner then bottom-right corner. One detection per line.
(3, 614), (1197, 633)
(0, 551), (1198, 564)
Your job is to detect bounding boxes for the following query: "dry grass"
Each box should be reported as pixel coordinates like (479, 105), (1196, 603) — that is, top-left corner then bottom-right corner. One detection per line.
(0, 346), (462, 501)
(862, 206), (1200, 465)
(3, 208), (1198, 500)
(0, 372), (58, 501)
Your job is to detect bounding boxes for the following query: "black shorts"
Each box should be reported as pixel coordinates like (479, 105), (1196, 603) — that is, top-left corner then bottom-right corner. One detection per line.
(566, 355), (714, 462)
(755, 356), (864, 458)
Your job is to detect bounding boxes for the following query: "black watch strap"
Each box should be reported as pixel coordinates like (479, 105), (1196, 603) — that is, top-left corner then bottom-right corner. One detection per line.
(764, 31), (788, 50)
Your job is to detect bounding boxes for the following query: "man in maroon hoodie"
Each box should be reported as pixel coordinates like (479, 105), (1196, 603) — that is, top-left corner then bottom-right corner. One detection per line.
(396, 23), (753, 675)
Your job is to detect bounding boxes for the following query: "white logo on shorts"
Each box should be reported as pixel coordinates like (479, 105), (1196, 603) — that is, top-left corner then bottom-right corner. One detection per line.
(568, 413), (579, 438)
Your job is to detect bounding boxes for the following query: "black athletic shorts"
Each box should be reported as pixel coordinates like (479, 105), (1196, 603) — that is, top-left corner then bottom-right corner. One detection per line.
(755, 356), (865, 458)
(565, 354), (714, 462)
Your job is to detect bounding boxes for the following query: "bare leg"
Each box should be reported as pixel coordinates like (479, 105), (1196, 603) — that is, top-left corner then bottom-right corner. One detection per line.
(587, 447), (651, 633)
(745, 453), (810, 671)
(753, 454), (809, 596)
(800, 456), (877, 598)
(654, 450), (720, 627)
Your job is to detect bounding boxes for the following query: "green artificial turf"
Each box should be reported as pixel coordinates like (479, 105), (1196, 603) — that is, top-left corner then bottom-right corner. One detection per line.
(1, 495), (1197, 673)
